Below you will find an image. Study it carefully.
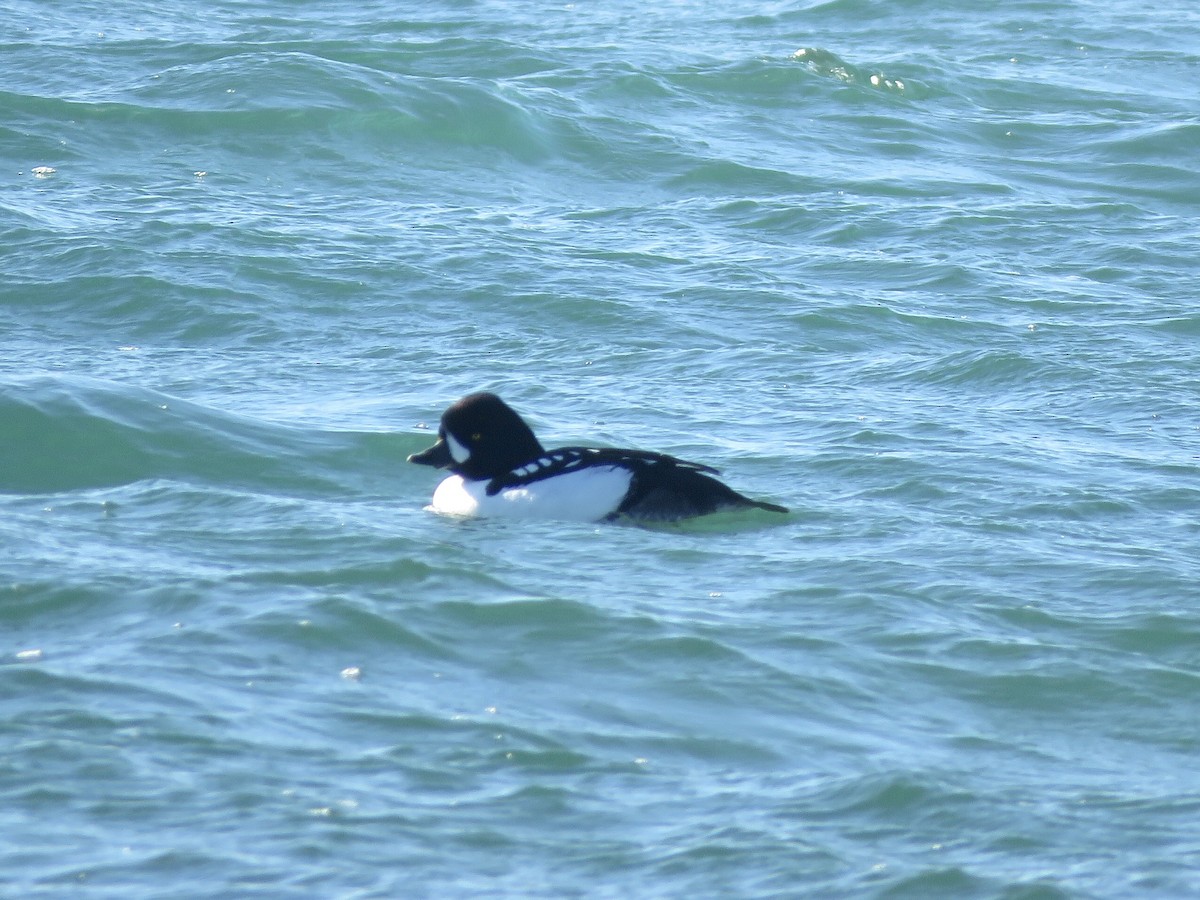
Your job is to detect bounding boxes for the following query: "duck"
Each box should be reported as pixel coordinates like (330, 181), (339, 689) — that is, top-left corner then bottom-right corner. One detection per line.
(408, 392), (788, 522)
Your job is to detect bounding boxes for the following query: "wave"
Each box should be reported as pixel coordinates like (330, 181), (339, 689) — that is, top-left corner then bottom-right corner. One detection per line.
(0, 374), (410, 495)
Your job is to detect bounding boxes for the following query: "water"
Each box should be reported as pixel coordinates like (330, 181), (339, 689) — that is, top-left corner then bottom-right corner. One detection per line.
(3, 1), (1200, 896)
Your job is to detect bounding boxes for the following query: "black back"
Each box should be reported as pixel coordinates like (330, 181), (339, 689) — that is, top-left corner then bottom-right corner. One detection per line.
(613, 454), (788, 521)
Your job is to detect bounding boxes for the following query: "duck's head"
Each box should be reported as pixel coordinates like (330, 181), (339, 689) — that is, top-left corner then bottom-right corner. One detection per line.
(408, 392), (546, 480)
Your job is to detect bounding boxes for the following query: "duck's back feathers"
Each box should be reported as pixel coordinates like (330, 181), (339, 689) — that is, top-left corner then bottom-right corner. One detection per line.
(484, 447), (714, 493)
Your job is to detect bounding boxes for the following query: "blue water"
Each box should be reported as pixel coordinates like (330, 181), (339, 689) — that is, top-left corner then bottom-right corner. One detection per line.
(3, 1), (1200, 896)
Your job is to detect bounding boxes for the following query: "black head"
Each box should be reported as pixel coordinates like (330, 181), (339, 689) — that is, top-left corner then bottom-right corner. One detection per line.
(407, 392), (545, 480)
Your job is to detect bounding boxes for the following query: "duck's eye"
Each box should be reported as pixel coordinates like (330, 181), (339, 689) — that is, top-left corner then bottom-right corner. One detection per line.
(471, 432), (482, 441)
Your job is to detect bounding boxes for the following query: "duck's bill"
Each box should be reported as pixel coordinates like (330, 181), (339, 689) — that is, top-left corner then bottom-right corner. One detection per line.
(408, 438), (453, 468)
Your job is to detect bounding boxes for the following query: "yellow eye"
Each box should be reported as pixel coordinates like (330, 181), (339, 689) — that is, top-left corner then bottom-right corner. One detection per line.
(471, 432), (482, 441)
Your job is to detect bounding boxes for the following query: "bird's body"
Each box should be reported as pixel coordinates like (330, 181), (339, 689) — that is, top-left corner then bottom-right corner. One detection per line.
(408, 392), (787, 523)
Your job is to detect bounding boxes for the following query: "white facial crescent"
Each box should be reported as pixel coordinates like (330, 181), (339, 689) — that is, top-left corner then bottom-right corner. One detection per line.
(446, 432), (471, 464)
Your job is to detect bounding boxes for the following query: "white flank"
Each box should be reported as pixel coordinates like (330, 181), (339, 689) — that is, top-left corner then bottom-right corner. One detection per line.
(429, 467), (632, 521)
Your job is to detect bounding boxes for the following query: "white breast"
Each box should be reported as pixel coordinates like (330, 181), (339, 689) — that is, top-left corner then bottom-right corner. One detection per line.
(428, 467), (633, 521)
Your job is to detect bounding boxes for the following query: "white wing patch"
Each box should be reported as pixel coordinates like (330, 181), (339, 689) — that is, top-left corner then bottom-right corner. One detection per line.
(501, 450), (600, 484)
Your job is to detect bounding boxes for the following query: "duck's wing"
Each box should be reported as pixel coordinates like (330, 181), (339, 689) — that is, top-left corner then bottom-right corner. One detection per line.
(485, 446), (718, 496)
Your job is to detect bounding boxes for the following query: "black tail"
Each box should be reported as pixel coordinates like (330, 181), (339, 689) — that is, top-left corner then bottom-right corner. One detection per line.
(743, 497), (789, 514)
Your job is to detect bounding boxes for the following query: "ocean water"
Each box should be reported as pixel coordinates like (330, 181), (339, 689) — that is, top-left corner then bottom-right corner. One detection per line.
(3, 0), (1199, 895)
